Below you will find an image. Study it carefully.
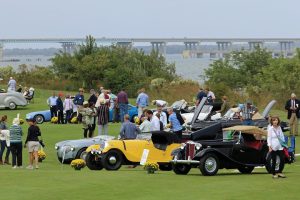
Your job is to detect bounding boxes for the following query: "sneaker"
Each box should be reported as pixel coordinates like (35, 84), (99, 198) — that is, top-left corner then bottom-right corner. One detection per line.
(12, 166), (17, 169)
(17, 166), (23, 169)
(278, 173), (286, 178)
(26, 165), (33, 170)
(272, 174), (279, 179)
(35, 165), (39, 169)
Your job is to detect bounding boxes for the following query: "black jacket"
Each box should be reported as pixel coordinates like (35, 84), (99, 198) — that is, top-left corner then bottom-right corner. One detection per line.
(285, 99), (300, 119)
(56, 97), (64, 111)
(25, 125), (41, 144)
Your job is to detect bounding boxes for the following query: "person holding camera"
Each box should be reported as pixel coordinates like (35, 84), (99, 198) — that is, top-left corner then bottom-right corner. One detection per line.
(79, 101), (94, 138)
(24, 118), (42, 170)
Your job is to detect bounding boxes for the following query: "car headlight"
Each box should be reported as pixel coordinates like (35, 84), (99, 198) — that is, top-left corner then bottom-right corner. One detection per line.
(55, 145), (59, 150)
(91, 148), (101, 155)
(180, 143), (186, 150)
(195, 143), (202, 150)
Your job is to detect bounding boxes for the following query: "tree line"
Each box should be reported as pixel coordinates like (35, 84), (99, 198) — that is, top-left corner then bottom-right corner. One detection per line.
(205, 46), (300, 106)
(51, 35), (177, 96)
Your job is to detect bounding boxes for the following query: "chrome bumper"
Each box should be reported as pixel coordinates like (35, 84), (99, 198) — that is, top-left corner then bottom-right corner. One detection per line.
(170, 159), (200, 164)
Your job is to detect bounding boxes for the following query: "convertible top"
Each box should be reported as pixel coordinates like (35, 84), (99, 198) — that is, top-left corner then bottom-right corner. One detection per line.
(223, 125), (267, 136)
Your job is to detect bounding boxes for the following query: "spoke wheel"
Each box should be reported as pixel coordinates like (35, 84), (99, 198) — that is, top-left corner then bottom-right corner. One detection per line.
(199, 153), (219, 176)
(35, 114), (45, 124)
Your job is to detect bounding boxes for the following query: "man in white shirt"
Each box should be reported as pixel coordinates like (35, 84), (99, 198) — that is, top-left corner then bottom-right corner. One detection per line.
(153, 106), (167, 128)
(205, 88), (216, 103)
(146, 110), (160, 131)
(47, 92), (58, 118)
(139, 117), (151, 133)
(7, 77), (16, 92)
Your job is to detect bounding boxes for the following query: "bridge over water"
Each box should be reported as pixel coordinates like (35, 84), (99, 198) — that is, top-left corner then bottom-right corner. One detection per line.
(1, 37), (300, 60)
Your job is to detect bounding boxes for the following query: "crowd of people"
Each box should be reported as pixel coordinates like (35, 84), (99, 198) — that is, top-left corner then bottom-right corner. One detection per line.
(43, 86), (186, 141)
(1, 76), (295, 177)
(0, 115), (42, 169)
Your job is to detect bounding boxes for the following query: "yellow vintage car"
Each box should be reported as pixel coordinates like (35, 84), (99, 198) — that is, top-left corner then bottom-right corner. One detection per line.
(85, 131), (181, 171)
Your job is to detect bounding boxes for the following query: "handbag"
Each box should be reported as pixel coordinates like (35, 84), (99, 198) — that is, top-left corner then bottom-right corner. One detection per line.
(282, 148), (290, 159)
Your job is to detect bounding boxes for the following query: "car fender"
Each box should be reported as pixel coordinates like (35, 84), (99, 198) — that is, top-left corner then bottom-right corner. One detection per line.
(171, 148), (182, 156)
(4, 94), (27, 106)
(86, 144), (101, 152)
(4, 96), (18, 107)
(195, 148), (229, 160)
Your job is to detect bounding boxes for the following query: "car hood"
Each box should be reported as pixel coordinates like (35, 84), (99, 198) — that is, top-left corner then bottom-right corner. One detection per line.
(191, 97), (207, 125)
(261, 100), (276, 118)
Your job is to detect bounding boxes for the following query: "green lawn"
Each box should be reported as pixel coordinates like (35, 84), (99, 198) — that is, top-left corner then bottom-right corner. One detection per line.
(1, 89), (299, 200)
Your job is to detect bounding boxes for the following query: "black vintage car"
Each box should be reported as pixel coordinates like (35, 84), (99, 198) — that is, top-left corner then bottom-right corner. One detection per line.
(171, 125), (294, 176)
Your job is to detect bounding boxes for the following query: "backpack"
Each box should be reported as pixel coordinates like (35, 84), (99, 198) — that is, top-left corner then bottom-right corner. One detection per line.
(175, 112), (185, 125)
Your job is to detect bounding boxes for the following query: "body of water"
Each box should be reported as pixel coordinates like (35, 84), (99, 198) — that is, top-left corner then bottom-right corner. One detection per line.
(1, 54), (216, 82)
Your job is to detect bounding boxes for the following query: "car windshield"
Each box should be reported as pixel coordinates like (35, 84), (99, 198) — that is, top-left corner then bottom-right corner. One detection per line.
(223, 109), (236, 119)
(171, 100), (186, 110)
(136, 133), (152, 140)
(93, 135), (115, 140)
(201, 105), (212, 114)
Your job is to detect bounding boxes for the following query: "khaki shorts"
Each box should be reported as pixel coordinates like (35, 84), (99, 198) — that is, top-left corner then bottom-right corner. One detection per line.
(27, 141), (40, 152)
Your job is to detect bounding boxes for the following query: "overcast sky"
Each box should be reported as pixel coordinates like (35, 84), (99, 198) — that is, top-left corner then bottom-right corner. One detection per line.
(0, 0), (299, 39)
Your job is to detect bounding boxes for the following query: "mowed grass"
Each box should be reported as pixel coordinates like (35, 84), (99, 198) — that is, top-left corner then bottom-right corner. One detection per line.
(0, 88), (300, 200)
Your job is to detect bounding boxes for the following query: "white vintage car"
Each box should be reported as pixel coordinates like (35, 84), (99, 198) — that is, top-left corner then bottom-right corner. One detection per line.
(0, 91), (27, 109)
(55, 135), (115, 164)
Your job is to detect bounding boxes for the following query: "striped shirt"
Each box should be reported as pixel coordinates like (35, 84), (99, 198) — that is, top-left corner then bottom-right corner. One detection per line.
(9, 125), (22, 143)
(241, 104), (257, 120)
(97, 104), (109, 125)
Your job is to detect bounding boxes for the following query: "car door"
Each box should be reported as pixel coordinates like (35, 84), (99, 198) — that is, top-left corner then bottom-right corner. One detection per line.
(231, 133), (263, 164)
(0, 93), (5, 108)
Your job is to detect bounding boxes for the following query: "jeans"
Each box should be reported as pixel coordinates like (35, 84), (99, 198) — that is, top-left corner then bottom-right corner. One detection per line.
(119, 103), (128, 122)
(83, 125), (93, 138)
(57, 110), (64, 124)
(65, 110), (72, 123)
(98, 124), (108, 135)
(0, 140), (10, 161)
(113, 107), (120, 122)
(50, 106), (57, 118)
(10, 142), (22, 167)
